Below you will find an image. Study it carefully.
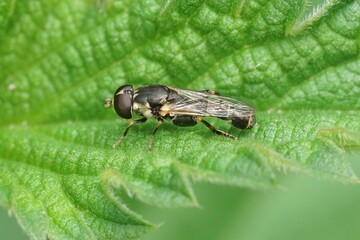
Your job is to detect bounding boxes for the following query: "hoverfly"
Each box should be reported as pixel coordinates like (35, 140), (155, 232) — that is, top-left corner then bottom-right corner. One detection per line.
(105, 85), (256, 150)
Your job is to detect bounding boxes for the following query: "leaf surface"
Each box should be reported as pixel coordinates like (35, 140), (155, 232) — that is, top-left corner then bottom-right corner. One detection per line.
(0, 0), (359, 239)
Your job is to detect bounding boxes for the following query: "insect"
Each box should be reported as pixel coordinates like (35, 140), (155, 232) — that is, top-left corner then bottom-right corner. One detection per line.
(104, 84), (256, 150)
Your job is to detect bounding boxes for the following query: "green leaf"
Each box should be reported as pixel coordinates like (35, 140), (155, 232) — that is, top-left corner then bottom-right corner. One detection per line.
(0, 0), (359, 239)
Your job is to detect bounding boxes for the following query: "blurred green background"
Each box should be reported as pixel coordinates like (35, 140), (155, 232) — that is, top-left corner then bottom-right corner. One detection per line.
(2, 153), (360, 240)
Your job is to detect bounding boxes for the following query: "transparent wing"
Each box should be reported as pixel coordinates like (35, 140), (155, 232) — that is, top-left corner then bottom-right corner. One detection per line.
(162, 87), (255, 118)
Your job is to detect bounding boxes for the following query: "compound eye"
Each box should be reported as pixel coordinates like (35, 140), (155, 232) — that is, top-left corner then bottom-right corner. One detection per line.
(113, 85), (133, 119)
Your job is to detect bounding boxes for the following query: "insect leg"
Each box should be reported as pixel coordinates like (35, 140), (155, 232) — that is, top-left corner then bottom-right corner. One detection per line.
(195, 117), (236, 140)
(201, 90), (220, 95)
(113, 117), (147, 148)
(148, 118), (164, 151)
